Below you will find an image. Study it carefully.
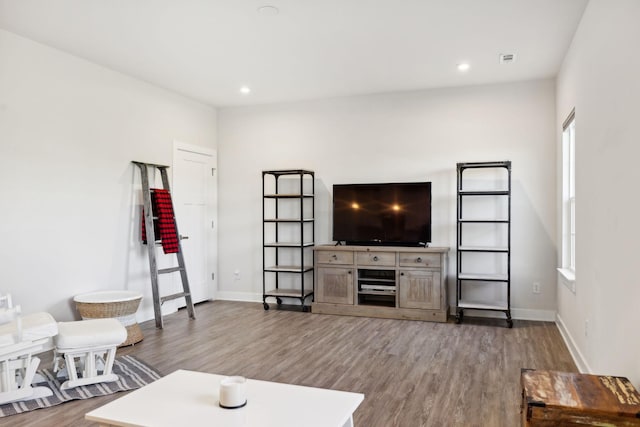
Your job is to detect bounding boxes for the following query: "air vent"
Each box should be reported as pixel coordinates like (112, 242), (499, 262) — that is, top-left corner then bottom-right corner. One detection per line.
(499, 53), (516, 64)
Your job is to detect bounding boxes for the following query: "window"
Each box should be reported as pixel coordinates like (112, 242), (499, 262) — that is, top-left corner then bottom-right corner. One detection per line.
(560, 109), (576, 282)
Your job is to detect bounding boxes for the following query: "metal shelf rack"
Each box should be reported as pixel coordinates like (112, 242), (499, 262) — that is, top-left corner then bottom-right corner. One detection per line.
(262, 170), (315, 311)
(455, 161), (512, 327)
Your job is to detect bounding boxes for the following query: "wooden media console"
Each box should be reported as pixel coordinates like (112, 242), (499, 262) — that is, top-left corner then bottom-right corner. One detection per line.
(312, 245), (449, 322)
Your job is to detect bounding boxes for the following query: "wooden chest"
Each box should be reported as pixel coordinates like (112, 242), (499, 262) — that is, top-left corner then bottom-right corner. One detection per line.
(521, 369), (640, 426)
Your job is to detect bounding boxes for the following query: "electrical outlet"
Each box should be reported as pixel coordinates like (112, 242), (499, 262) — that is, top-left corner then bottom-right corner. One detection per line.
(532, 282), (541, 294)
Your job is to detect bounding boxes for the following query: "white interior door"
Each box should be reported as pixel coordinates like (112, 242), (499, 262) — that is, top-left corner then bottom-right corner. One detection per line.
(172, 142), (217, 304)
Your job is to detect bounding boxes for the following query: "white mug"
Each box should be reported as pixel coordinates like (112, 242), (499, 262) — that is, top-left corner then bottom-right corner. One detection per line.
(219, 376), (247, 408)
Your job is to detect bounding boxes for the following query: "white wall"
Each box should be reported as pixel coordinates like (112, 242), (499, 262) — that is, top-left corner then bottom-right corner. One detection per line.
(0, 30), (217, 321)
(217, 79), (558, 319)
(556, 0), (640, 386)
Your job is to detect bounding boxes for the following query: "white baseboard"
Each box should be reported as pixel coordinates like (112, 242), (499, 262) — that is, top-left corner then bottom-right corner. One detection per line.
(215, 294), (555, 321)
(511, 308), (556, 321)
(216, 291), (312, 304)
(448, 306), (556, 322)
(216, 291), (263, 303)
(555, 313), (591, 373)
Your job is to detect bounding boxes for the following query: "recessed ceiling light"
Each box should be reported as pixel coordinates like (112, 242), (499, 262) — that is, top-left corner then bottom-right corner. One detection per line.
(457, 63), (470, 72)
(239, 86), (251, 95)
(257, 5), (279, 16)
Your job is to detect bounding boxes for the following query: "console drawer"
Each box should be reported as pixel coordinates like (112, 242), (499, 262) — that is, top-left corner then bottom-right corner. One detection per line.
(356, 251), (396, 266)
(399, 253), (440, 268)
(316, 250), (354, 265)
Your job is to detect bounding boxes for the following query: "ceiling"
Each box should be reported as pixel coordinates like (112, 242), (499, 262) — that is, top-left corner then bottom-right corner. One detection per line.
(0, 0), (588, 107)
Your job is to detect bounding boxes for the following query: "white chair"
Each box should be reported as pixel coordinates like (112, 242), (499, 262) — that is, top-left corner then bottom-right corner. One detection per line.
(0, 294), (58, 404)
(53, 318), (127, 390)
(0, 293), (128, 401)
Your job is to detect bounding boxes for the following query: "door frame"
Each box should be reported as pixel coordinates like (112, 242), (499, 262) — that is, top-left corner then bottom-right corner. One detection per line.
(172, 140), (217, 302)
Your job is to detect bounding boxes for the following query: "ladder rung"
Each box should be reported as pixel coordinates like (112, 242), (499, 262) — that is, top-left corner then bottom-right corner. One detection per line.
(133, 160), (169, 169)
(158, 266), (184, 274)
(160, 292), (190, 304)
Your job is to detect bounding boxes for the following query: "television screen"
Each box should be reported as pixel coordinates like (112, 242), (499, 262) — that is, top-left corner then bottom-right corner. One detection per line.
(332, 182), (431, 246)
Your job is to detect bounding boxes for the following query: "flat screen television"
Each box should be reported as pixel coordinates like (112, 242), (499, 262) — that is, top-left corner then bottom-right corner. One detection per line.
(332, 182), (431, 246)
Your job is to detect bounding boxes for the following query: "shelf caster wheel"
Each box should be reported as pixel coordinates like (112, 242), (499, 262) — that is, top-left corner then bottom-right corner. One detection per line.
(263, 302), (270, 311)
(455, 311), (463, 324)
(276, 298), (282, 305)
(302, 305), (310, 313)
(507, 319), (513, 328)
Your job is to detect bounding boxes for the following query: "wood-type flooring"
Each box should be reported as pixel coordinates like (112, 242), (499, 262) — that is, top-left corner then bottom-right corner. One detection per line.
(8, 300), (576, 427)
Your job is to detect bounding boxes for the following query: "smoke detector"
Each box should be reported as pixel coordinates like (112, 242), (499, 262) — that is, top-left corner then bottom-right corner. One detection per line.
(499, 53), (516, 64)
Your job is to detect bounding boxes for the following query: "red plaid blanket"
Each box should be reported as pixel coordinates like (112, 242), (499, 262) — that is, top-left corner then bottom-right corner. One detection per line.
(141, 189), (179, 254)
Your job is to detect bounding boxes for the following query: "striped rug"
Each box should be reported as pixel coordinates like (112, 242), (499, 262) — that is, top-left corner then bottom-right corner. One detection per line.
(0, 355), (162, 417)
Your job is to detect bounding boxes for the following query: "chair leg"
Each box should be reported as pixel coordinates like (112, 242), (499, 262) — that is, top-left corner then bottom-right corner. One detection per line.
(64, 353), (79, 382)
(103, 348), (117, 375)
(58, 346), (120, 390)
(1, 359), (12, 392)
(83, 350), (96, 378)
(52, 350), (60, 372)
(22, 356), (39, 388)
(0, 356), (53, 405)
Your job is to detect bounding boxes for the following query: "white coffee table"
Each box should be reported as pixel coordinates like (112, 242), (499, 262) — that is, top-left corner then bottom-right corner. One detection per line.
(85, 369), (364, 427)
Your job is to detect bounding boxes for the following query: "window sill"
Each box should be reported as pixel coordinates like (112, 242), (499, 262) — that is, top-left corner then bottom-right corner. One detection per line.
(557, 268), (576, 293)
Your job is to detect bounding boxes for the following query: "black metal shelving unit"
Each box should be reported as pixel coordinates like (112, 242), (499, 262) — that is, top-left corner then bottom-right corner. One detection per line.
(262, 170), (315, 311)
(455, 161), (512, 327)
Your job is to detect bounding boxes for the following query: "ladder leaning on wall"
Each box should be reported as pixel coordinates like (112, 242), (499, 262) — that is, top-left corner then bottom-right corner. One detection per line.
(133, 161), (196, 329)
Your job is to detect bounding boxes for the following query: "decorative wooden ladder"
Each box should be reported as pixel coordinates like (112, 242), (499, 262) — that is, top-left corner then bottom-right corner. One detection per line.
(133, 161), (196, 329)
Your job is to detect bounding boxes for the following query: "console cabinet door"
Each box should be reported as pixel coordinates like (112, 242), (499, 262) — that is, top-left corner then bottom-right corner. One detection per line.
(316, 267), (354, 305)
(398, 269), (440, 310)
